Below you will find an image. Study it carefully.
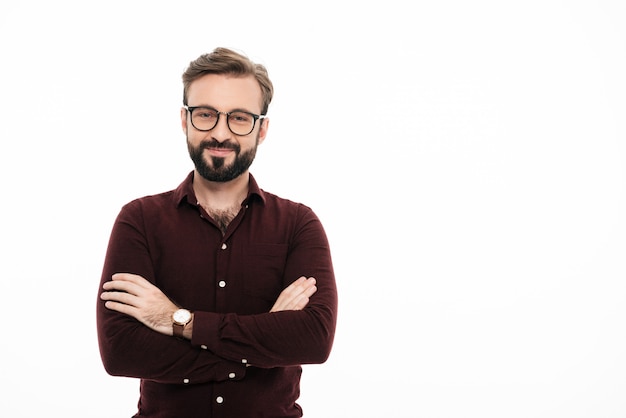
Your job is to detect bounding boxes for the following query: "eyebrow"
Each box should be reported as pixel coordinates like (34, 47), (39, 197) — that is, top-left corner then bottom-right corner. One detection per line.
(189, 104), (261, 115)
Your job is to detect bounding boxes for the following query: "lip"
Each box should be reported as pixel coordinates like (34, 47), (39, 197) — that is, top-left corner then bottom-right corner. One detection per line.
(205, 147), (235, 157)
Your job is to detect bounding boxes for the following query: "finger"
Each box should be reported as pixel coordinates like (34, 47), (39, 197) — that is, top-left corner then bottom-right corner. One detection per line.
(283, 278), (316, 302)
(292, 280), (317, 309)
(290, 289), (316, 310)
(269, 277), (318, 312)
(100, 289), (140, 307)
(293, 278), (316, 299)
(103, 300), (138, 316)
(304, 277), (317, 292)
(102, 279), (143, 296)
(286, 276), (308, 292)
(112, 273), (153, 289)
(303, 283), (317, 298)
(292, 296), (310, 310)
(280, 284), (317, 311)
(285, 277), (316, 296)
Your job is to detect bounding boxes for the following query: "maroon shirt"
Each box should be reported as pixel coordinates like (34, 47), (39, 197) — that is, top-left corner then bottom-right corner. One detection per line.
(97, 172), (338, 417)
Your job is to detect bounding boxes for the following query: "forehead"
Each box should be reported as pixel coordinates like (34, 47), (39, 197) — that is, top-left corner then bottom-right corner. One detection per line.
(187, 74), (263, 112)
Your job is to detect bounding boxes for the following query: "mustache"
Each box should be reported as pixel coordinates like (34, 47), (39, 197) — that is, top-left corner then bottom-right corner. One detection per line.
(200, 139), (240, 152)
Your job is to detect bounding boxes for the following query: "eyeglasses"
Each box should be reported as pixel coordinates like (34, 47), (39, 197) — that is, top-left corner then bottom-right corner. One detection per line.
(184, 106), (266, 136)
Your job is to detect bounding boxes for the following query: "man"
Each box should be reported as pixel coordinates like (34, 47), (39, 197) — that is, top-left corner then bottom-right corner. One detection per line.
(97, 47), (338, 417)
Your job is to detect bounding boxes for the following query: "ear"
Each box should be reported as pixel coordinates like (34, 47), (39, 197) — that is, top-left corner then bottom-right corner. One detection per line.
(181, 107), (188, 133)
(257, 117), (269, 145)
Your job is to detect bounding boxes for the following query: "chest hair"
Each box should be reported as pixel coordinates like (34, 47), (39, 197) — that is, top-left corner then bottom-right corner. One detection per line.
(204, 206), (240, 234)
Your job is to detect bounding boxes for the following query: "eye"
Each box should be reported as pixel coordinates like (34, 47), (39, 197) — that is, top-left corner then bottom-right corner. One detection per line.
(195, 109), (217, 120)
(229, 112), (253, 124)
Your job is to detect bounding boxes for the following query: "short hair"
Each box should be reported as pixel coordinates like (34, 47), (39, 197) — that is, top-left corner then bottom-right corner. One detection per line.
(182, 47), (274, 115)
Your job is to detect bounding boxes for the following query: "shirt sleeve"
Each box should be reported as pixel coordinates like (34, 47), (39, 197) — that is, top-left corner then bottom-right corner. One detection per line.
(190, 204), (338, 369)
(96, 200), (247, 384)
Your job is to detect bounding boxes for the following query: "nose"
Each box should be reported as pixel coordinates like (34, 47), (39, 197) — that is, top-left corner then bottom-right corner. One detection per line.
(211, 113), (232, 142)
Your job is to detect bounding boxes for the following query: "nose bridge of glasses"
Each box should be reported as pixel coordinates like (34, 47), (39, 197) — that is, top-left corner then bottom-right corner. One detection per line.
(206, 111), (233, 137)
(215, 110), (229, 127)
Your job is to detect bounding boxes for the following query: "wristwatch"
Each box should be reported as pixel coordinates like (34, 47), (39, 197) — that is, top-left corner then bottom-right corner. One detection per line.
(172, 308), (192, 338)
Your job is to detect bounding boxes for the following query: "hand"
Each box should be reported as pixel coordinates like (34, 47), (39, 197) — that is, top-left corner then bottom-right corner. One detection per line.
(270, 276), (317, 313)
(100, 273), (179, 336)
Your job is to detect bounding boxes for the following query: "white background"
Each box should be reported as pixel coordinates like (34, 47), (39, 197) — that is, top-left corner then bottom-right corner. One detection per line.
(1, 1), (625, 417)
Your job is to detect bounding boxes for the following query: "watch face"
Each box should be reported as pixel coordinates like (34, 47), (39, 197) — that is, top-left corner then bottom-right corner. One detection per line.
(173, 309), (191, 324)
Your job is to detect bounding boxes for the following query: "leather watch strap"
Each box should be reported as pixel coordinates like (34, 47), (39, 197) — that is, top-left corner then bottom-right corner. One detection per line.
(173, 322), (184, 338)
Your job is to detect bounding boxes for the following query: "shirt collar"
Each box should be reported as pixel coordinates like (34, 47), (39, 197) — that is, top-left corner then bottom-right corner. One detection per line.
(173, 171), (266, 207)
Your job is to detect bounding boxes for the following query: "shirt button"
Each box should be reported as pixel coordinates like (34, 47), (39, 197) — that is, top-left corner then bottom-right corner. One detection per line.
(216, 396), (224, 404)
(200, 345), (208, 350)
(229, 372), (236, 379)
(241, 358), (248, 364)
(221, 243), (227, 250)
(218, 280), (226, 288)
(183, 378), (190, 384)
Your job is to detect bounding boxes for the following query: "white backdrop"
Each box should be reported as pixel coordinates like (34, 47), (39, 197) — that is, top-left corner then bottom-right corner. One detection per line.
(1, 1), (625, 417)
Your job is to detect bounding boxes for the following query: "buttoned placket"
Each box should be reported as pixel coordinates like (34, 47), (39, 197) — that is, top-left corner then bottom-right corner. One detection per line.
(209, 203), (249, 406)
(214, 204), (248, 312)
(215, 231), (229, 313)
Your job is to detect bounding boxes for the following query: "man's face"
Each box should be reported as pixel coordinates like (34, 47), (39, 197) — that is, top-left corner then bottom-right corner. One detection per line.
(182, 74), (268, 182)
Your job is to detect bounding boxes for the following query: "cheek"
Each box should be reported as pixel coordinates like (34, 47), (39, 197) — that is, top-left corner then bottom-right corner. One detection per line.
(185, 130), (204, 146)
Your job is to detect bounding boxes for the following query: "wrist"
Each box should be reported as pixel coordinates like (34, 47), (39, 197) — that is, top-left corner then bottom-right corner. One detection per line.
(172, 308), (192, 338)
(182, 313), (194, 340)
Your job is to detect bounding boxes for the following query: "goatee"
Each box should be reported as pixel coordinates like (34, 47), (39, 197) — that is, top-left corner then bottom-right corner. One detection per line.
(187, 138), (258, 182)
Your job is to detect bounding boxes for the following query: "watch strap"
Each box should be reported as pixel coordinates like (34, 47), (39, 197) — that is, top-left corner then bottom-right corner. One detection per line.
(173, 322), (185, 338)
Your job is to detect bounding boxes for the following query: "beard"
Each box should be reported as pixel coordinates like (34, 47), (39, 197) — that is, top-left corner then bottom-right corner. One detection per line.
(187, 136), (258, 182)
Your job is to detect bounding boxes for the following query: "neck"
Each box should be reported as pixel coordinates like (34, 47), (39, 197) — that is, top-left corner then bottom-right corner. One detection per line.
(193, 170), (250, 211)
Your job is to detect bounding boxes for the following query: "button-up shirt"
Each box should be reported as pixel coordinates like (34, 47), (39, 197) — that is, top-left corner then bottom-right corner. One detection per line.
(97, 172), (338, 417)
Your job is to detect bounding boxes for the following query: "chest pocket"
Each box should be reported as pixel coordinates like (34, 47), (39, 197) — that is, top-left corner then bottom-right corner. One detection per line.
(240, 243), (289, 310)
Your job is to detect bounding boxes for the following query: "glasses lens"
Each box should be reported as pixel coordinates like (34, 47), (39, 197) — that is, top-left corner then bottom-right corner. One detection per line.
(227, 112), (255, 135)
(191, 108), (219, 131)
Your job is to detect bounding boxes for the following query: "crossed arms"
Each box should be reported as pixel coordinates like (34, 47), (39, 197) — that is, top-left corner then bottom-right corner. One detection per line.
(96, 198), (337, 385)
(100, 273), (318, 340)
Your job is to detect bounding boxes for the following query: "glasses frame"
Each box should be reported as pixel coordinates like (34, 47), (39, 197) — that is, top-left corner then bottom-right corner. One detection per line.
(184, 106), (266, 136)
